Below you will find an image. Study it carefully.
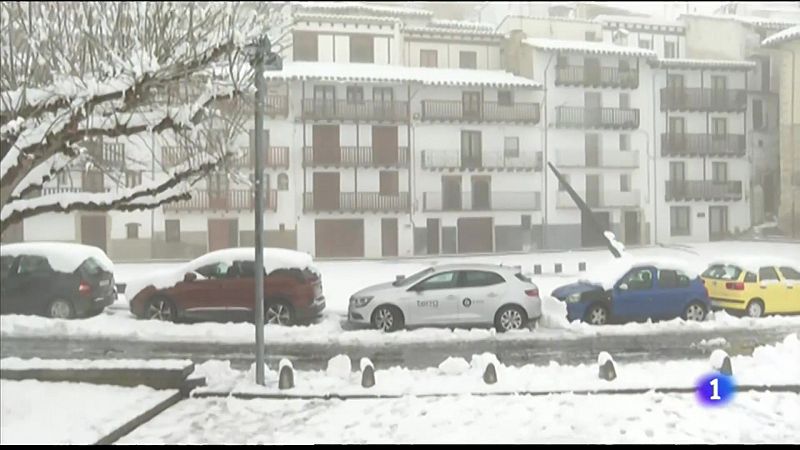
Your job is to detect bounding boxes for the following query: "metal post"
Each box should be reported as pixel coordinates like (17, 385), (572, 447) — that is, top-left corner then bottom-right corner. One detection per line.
(253, 39), (267, 386)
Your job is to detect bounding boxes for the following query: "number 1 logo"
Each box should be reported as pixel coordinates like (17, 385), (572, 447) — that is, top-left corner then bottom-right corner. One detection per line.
(696, 373), (735, 407)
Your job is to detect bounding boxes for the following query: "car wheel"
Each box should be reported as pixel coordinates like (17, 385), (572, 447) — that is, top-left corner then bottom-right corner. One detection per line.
(372, 305), (404, 332)
(145, 296), (177, 322)
(585, 304), (609, 325)
(47, 299), (74, 319)
(495, 305), (527, 332)
(745, 299), (765, 318)
(683, 302), (706, 322)
(265, 301), (295, 326)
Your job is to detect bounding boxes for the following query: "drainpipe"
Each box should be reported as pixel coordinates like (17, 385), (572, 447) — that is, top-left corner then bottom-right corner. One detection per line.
(773, 46), (797, 238)
(541, 52), (555, 249)
(650, 66), (658, 245)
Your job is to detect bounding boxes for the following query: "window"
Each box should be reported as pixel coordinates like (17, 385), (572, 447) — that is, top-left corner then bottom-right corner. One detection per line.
(504, 137), (519, 158)
(664, 41), (676, 58)
(207, 172), (229, 193)
(346, 86), (364, 104)
(56, 170), (70, 186)
(638, 39), (651, 49)
(558, 174), (570, 192)
(658, 269), (679, 289)
(165, 219), (181, 243)
(711, 75), (727, 91)
(779, 267), (800, 280)
(83, 170), (104, 193)
(459, 51), (477, 69)
(556, 55), (568, 67)
(677, 272), (691, 287)
(17, 255), (51, 275)
(621, 268), (654, 291)
(277, 173), (289, 191)
(759, 267), (780, 282)
(195, 261), (233, 280)
(702, 265), (742, 280)
(459, 271), (505, 288)
(712, 162), (728, 183)
(744, 272), (757, 283)
(420, 49), (438, 68)
(1, 256), (15, 280)
(125, 170), (142, 188)
(498, 90), (513, 106)
(293, 32), (318, 62)
(126, 223), (140, 239)
(712, 118), (727, 136)
(620, 134), (630, 151)
(752, 99), (764, 129)
(619, 93), (630, 109)
(233, 261), (257, 278)
(585, 31), (597, 41)
(350, 35), (374, 63)
(413, 271), (458, 291)
(620, 174), (631, 192)
(670, 206), (690, 236)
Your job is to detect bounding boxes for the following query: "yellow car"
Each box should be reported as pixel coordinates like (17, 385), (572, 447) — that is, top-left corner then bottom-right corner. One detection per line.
(701, 261), (800, 317)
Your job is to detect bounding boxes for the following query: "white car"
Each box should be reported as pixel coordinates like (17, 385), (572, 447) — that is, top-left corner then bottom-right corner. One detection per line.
(348, 264), (542, 332)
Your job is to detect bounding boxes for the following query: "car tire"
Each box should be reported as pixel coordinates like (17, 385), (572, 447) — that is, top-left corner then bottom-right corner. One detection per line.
(584, 304), (609, 325)
(144, 296), (177, 322)
(265, 301), (295, 326)
(745, 299), (765, 318)
(495, 305), (528, 332)
(47, 299), (75, 319)
(372, 305), (404, 332)
(682, 301), (707, 322)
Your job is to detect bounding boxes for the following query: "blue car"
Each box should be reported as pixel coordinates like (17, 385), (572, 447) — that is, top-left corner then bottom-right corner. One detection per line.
(551, 264), (711, 325)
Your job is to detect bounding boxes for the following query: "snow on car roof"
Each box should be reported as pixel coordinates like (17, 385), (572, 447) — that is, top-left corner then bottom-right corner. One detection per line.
(0, 242), (113, 274)
(705, 256), (800, 274)
(579, 255), (705, 290)
(429, 263), (523, 273)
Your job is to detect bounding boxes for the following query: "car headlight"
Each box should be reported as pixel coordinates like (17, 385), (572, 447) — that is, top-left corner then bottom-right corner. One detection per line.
(350, 296), (374, 308)
(566, 293), (582, 303)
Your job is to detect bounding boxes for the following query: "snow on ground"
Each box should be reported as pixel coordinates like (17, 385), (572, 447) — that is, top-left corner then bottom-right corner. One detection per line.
(0, 380), (177, 445)
(0, 357), (192, 371)
(118, 391), (800, 444)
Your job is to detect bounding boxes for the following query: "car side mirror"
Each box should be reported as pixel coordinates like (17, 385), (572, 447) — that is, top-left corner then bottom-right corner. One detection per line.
(184, 272), (197, 283)
(619, 283), (628, 291)
(395, 275), (406, 282)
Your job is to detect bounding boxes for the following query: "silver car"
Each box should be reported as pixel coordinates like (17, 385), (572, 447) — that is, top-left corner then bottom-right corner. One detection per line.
(347, 264), (542, 332)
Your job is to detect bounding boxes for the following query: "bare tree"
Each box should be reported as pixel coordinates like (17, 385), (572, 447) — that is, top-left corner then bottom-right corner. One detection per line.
(0, 1), (288, 234)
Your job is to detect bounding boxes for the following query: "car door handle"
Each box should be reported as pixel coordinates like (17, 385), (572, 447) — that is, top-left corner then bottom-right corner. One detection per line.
(446, 295), (458, 300)
(487, 293), (498, 298)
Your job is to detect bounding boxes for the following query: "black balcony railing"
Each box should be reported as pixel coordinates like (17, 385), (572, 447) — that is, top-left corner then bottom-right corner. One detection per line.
(164, 189), (278, 212)
(660, 88), (747, 112)
(303, 192), (410, 213)
(555, 106), (639, 129)
(421, 150), (542, 171)
(420, 101), (540, 123)
(660, 133), (746, 157)
(665, 180), (743, 201)
(301, 100), (407, 122)
(423, 191), (541, 212)
(302, 146), (409, 168)
(555, 66), (639, 89)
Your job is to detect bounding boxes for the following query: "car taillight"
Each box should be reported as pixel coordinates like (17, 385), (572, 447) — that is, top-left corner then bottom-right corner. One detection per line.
(725, 282), (745, 291)
(525, 288), (539, 297)
(79, 281), (92, 296)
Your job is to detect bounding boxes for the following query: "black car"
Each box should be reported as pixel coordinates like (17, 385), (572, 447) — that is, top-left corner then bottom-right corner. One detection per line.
(0, 242), (116, 319)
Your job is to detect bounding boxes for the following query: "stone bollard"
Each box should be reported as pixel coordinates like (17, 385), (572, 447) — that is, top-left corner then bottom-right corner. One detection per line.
(483, 362), (498, 385)
(555, 263), (562, 274)
(598, 352), (617, 381)
(578, 262), (587, 272)
(279, 359), (294, 390)
(360, 358), (375, 388)
(710, 349), (733, 376)
(534, 264), (542, 275)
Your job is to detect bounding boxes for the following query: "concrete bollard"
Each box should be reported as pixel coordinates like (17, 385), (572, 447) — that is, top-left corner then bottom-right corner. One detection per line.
(278, 359), (294, 390)
(598, 352), (617, 381)
(578, 262), (586, 272)
(534, 264), (542, 275)
(555, 263), (562, 274)
(360, 358), (375, 388)
(483, 362), (498, 385)
(710, 349), (733, 376)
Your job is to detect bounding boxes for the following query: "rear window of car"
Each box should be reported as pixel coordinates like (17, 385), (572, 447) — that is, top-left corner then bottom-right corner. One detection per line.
(515, 273), (532, 283)
(0, 256), (15, 280)
(779, 267), (800, 281)
(702, 265), (741, 281)
(744, 272), (757, 283)
(460, 270), (505, 288)
(79, 257), (107, 276)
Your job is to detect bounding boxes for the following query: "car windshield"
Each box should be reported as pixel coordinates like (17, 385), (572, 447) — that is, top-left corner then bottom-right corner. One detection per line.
(393, 267), (435, 287)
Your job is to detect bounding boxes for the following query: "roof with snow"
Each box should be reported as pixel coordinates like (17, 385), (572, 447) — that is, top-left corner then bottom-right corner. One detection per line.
(680, 13), (799, 30)
(648, 58), (757, 71)
(294, 12), (401, 25)
(594, 14), (686, 31)
(762, 25), (800, 47)
(404, 21), (504, 38)
(524, 38), (657, 59)
(428, 19), (496, 32)
(263, 62), (542, 89)
(292, 1), (432, 18)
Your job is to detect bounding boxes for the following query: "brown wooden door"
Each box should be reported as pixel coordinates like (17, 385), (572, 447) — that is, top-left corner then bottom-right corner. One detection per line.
(584, 57), (601, 84)
(313, 172), (340, 211)
(457, 217), (493, 254)
(442, 176), (462, 211)
(427, 218), (440, 255)
(381, 218), (398, 257)
(585, 174), (601, 208)
(462, 91), (482, 119)
(312, 125), (340, 165)
(315, 219), (364, 257)
(80, 216), (107, 252)
(471, 176), (491, 210)
(460, 130), (482, 168)
(379, 171), (399, 196)
(208, 219), (238, 251)
(585, 134), (600, 167)
(372, 126), (398, 166)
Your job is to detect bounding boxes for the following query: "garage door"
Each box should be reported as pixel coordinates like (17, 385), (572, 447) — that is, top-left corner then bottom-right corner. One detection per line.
(315, 219), (364, 258)
(457, 217), (493, 254)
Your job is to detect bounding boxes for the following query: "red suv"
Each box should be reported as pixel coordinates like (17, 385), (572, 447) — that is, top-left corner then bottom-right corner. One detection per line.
(129, 248), (324, 325)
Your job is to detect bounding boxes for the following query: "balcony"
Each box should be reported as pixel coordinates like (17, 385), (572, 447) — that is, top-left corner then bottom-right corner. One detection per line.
(231, 146), (291, 169)
(85, 142), (125, 168)
(660, 88), (747, 112)
(303, 192), (410, 213)
(554, 150), (640, 168)
(422, 192), (541, 212)
(302, 146), (409, 168)
(660, 133), (746, 157)
(420, 101), (540, 124)
(301, 100), (407, 122)
(555, 66), (639, 89)
(421, 150), (542, 172)
(555, 106), (639, 129)
(161, 147), (211, 169)
(164, 189), (278, 212)
(556, 190), (640, 209)
(38, 186), (111, 196)
(665, 180), (743, 201)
